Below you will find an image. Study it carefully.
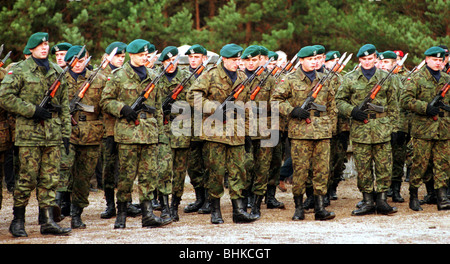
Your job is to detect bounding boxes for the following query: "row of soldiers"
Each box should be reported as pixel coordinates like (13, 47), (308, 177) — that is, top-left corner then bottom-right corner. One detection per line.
(0, 32), (448, 238)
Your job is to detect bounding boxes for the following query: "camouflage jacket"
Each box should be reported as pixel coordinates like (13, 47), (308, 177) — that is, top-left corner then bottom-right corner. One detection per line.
(271, 68), (338, 140)
(100, 62), (162, 145)
(0, 57), (71, 147)
(336, 67), (399, 144)
(66, 69), (107, 145)
(391, 73), (409, 133)
(186, 63), (249, 146)
(100, 65), (117, 138)
(0, 67), (13, 151)
(400, 67), (450, 140)
(156, 67), (193, 148)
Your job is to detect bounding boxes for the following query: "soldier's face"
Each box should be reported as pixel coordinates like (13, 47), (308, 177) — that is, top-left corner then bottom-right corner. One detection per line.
(30, 41), (49, 60)
(188, 54), (205, 69)
(111, 53), (126, 68)
(379, 59), (396, 72)
(244, 56), (260, 71)
(268, 60), (277, 70)
(129, 52), (148, 67)
(300, 56), (318, 72)
(55, 51), (67, 67)
(325, 58), (339, 71)
(223, 57), (240, 72)
(315, 55), (325, 70)
(72, 55), (87, 74)
(259, 55), (268, 66)
(359, 54), (377, 70)
(426, 56), (443, 71)
(163, 56), (179, 73)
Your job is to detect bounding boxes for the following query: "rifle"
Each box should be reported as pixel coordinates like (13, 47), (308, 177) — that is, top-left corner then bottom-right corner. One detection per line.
(35, 45), (86, 124)
(130, 53), (180, 126)
(69, 47), (118, 125)
(214, 56), (222, 67)
(249, 58), (276, 100)
(144, 50), (158, 68)
(338, 53), (352, 73)
(401, 60), (425, 84)
(428, 80), (450, 121)
(274, 54), (297, 79)
(0, 50), (11, 68)
(289, 60), (302, 73)
(216, 58), (272, 122)
(162, 56), (212, 119)
(297, 52), (347, 124)
(356, 53), (408, 124)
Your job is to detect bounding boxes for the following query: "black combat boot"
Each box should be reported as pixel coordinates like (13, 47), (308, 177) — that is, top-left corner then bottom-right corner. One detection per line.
(152, 190), (161, 211)
(39, 207), (72, 236)
(231, 198), (258, 223)
(141, 200), (172, 228)
(420, 180), (437, 205)
(159, 195), (172, 221)
(9, 207), (28, 237)
(314, 195), (336, 220)
(292, 196), (305, 221)
(71, 204), (86, 229)
(55, 192), (65, 221)
(328, 183), (338, 200)
(127, 201), (142, 217)
(375, 192), (398, 215)
(250, 194), (264, 220)
(198, 191), (211, 214)
(210, 197), (224, 224)
(409, 187), (423, 211)
(352, 192), (375, 216)
(100, 188), (116, 219)
(184, 187), (205, 213)
(266, 185), (285, 209)
(114, 202), (127, 229)
(170, 196), (181, 222)
(391, 181), (405, 203)
(61, 192), (71, 218)
(436, 188), (450, 211)
(303, 186), (314, 210)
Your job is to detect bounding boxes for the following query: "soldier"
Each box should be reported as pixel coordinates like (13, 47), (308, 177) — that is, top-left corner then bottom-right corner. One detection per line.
(51, 42), (72, 69)
(62, 45), (107, 229)
(158, 45), (193, 221)
(336, 44), (399, 216)
(100, 39), (172, 228)
(184, 44), (210, 214)
(314, 45), (326, 73)
(272, 45), (337, 221)
(99, 41), (127, 219)
(186, 43), (258, 224)
(0, 32), (72, 237)
(400, 46), (450, 211)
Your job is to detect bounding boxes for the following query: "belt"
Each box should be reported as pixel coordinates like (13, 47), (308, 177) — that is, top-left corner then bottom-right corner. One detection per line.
(438, 111), (449, 117)
(368, 112), (387, 119)
(74, 113), (99, 122)
(311, 110), (326, 117)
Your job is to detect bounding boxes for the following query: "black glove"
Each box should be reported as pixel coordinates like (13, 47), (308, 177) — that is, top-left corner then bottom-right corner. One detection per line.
(32, 105), (52, 120)
(351, 107), (368, 122)
(63, 137), (70, 155)
(244, 136), (252, 153)
(290, 106), (310, 120)
(120, 105), (137, 122)
(425, 103), (440, 117)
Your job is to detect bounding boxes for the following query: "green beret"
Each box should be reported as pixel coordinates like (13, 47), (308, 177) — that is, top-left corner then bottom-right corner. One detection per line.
(158, 46), (179, 62)
(185, 44), (207, 55)
(51, 42), (72, 55)
(105, 42), (127, 55)
(148, 43), (156, 53)
(220, 43), (243, 58)
(64, 45), (87, 62)
(23, 46), (31, 55)
(259, 46), (269, 56)
(314, 45), (326, 55)
(424, 46), (446, 59)
(438, 45), (449, 55)
(26, 32), (49, 50)
(325, 51), (341, 61)
(378, 51), (397, 60)
(241, 45), (261, 59)
(126, 39), (151, 54)
(357, 44), (377, 58)
(297, 46), (318, 58)
(268, 51), (278, 60)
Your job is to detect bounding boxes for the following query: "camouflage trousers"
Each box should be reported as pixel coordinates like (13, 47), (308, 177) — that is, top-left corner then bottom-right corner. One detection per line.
(58, 143), (75, 192)
(245, 139), (272, 196)
(204, 141), (247, 200)
(187, 140), (207, 189)
(117, 143), (158, 203)
(409, 138), (449, 190)
(172, 147), (189, 198)
(102, 137), (118, 190)
(353, 142), (392, 193)
(14, 146), (60, 208)
(291, 139), (330, 196)
(392, 140), (407, 182)
(0, 151), (6, 210)
(268, 131), (287, 187)
(157, 143), (173, 196)
(329, 134), (348, 188)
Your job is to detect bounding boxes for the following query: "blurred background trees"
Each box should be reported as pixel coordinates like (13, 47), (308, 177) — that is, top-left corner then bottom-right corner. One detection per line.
(0, 0), (448, 69)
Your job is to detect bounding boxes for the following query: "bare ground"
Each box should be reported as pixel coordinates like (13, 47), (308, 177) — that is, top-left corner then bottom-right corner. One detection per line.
(0, 176), (448, 245)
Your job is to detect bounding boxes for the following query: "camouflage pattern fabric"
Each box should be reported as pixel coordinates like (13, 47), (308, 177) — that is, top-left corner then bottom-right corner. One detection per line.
(171, 147), (189, 198)
(71, 145), (100, 208)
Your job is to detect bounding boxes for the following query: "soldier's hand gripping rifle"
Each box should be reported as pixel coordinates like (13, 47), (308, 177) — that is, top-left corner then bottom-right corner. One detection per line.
(130, 54), (180, 126)
(215, 58), (272, 123)
(356, 53), (408, 124)
(162, 56), (212, 123)
(69, 47), (118, 125)
(35, 45), (86, 124)
(297, 52), (347, 124)
(274, 54), (298, 79)
(401, 60), (425, 84)
(428, 80), (450, 121)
